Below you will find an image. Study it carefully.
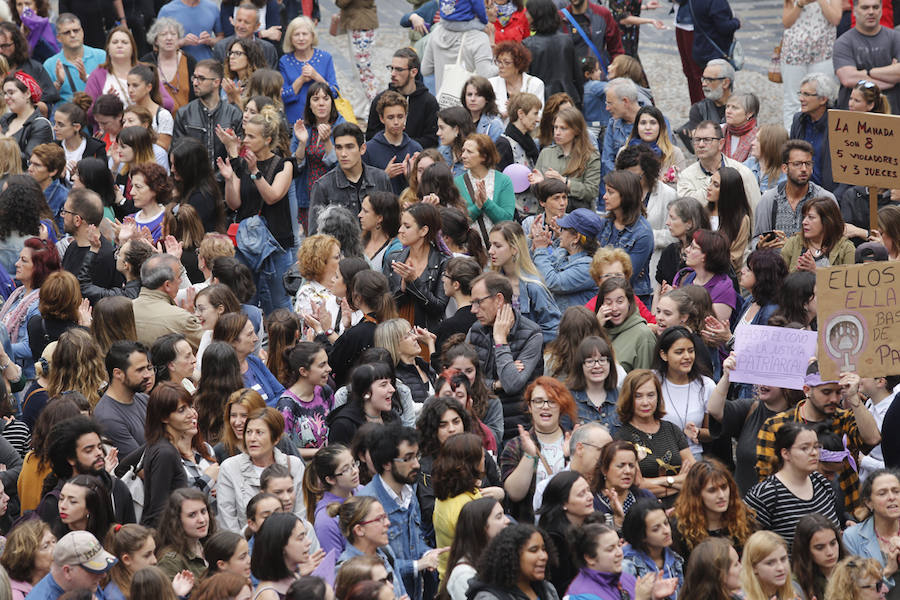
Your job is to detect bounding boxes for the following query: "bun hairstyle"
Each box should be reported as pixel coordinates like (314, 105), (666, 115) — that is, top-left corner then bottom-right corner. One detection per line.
(247, 104), (289, 156)
(282, 341), (325, 387)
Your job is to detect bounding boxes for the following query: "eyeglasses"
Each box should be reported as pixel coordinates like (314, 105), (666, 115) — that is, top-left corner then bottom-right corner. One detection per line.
(393, 453), (422, 463)
(797, 90), (820, 98)
(692, 136), (721, 145)
(191, 74), (217, 82)
(530, 398), (558, 408)
(859, 581), (886, 593)
(793, 443), (823, 454)
(228, 50), (246, 57)
(404, 329), (418, 339)
(494, 59), (514, 67)
(787, 160), (813, 168)
(336, 460), (360, 477)
(58, 208), (79, 218)
(583, 356), (610, 367)
(700, 76), (726, 83)
(470, 295), (495, 308)
(359, 513), (391, 526)
(386, 66), (410, 72)
(858, 79), (877, 89)
(378, 572), (394, 584)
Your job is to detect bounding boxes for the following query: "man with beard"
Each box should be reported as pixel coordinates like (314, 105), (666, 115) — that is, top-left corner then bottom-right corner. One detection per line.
(93, 341), (154, 457)
(358, 424), (445, 600)
(59, 189), (122, 295)
(754, 139), (836, 247)
(38, 416), (136, 527)
(365, 48), (439, 149)
(756, 361), (880, 515)
(675, 59), (734, 152)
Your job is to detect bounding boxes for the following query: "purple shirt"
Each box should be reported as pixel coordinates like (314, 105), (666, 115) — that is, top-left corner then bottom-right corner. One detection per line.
(566, 568), (637, 600)
(673, 269), (737, 309)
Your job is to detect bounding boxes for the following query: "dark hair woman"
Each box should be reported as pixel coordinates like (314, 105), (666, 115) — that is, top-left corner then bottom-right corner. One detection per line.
(673, 230), (738, 326)
(671, 459), (755, 559)
(596, 277), (656, 372)
(51, 474), (113, 541)
(277, 341), (335, 458)
(466, 523), (557, 600)
(194, 341), (244, 446)
(384, 202), (450, 336)
(656, 196), (710, 287)
(72, 157), (119, 220)
(0, 72), (52, 163)
(359, 191), (401, 271)
(53, 103), (107, 184)
(327, 362), (398, 446)
(156, 488), (217, 581)
(592, 440), (656, 529)
(203, 530), (251, 580)
(567, 335), (622, 432)
(460, 76), (503, 141)
(621, 498), (684, 591)
(439, 336), (504, 448)
(792, 513), (845, 600)
(170, 138), (224, 232)
(706, 166), (752, 272)
(782, 196), (855, 272)
(440, 207), (487, 268)
(744, 422), (838, 549)
(302, 444), (359, 556)
(437, 106), (476, 176)
(418, 162), (468, 216)
(536, 471), (596, 595)
(597, 170), (654, 304)
(441, 497), (509, 600)
(678, 537), (743, 600)
(770, 271), (817, 329)
(522, 0), (581, 104)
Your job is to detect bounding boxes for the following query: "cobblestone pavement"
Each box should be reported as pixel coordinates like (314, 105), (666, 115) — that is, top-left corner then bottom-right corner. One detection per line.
(316, 0), (785, 133)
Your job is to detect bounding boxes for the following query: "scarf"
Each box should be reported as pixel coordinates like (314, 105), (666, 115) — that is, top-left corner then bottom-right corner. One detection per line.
(628, 137), (661, 157)
(505, 122), (539, 164)
(496, 2), (517, 26)
(723, 117), (757, 162)
(0, 287), (39, 343)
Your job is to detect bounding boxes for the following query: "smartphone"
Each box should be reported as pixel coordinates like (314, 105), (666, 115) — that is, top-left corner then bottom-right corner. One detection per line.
(758, 231), (776, 243)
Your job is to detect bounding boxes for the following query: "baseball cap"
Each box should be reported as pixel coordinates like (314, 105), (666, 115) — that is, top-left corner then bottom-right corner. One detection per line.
(555, 208), (604, 239)
(804, 360), (840, 387)
(855, 241), (889, 263)
(53, 531), (117, 573)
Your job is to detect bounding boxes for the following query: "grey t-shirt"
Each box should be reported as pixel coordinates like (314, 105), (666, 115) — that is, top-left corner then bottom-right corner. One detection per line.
(93, 392), (149, 457)
(833, 27), (900, 114)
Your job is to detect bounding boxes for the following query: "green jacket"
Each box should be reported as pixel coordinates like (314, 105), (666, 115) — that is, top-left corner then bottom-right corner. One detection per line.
(781, 234), (855, 272)
(606, 310), (656, 371)
(455, 170), (516, 225)
(534, 145), (603, 211)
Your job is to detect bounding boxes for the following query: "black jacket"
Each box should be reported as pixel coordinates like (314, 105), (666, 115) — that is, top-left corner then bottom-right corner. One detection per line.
(54, 136), (107, 163)
(365, 81), (440, 149)
(523, 33), (582, 105)
(139, 440), (188, 528)
(840, 186), (900, 244)
(395, 358), (436, 404)
(37, 469), (135, 534)
(383, 246), (449, 333)
(676, 98), (727, 152)
(1, 110), (53, 163)
(328, 314), (378, 388)
(172, 98), (243, 167)
(64, 238), (125, 304)
(326, 400), (397, 446)
(432, 305), (477, 369)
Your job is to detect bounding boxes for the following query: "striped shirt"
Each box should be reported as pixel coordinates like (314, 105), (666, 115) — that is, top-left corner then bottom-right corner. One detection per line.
(744, 471), (838, 550)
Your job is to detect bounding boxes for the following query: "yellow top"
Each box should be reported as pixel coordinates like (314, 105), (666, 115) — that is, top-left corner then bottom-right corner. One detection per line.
(434, 489), (482, 579)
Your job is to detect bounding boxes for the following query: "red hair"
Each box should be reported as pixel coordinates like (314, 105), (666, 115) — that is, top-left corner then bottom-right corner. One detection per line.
(523, 376), (577, 422)
(23, 237), (60, 289)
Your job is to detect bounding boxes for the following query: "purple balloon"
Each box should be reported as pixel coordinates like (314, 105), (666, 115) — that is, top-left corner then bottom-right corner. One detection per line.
(503, 163), (532, 194)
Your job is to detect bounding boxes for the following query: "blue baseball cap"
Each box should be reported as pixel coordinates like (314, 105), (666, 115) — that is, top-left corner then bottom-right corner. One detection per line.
(555, 208), (604, 239)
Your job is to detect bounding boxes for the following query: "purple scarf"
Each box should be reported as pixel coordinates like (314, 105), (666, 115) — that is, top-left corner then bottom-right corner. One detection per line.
(21, 8), (59, 55)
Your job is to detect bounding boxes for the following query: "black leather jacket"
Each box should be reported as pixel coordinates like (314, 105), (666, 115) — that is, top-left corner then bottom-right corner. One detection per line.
(172, 98), (243, 166)
(383, 245), (449, 333)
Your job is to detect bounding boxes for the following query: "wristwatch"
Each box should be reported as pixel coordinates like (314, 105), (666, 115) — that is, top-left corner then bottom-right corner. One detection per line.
(666, 476), (675, 487)
(250, 171), (263, 181)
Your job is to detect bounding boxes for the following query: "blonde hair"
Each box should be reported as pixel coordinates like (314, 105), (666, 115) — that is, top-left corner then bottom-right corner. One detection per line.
(824, 557), (884, 600)
(589, 247), (634, 284)
(246, 104), (289, 157)
(295, 234), (340, 282)
(489, 221), (546, 288)
(740, 531), (794, 600)
(283, 16), (318, 53)
(0, 137), (23, 176)
(198, 233), (235, 264)
(373, 319), (410, 367)
(47, 328), (107, 407)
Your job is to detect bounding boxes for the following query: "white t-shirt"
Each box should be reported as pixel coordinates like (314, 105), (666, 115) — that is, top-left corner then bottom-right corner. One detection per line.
(659, 375), (715, 456)
(153, 107), (175, 137)
(103, 74), (130, 106)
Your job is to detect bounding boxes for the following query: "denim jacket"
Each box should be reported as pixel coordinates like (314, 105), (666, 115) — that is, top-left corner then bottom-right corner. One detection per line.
(622, 544), (684, 599)
(572, 388), (621, 435)
(515, 278), (561, 344)
(475, 114), (504, 141)
(439, 144), (465, 176)
(843, 517), (896, 589)
(532, 248), (597, 312)
(596, 216), (654, 297)
(359, 475), (432, 600)
(339, 540), (408, 598)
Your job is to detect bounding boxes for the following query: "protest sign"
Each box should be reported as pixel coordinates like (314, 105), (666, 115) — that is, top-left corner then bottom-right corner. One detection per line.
(729, 325), (818, 390)
(815, 262), (900, 380)
(828, 110), (900, 229)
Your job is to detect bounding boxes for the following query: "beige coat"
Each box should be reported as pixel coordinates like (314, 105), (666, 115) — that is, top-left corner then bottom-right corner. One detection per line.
(336, 0), (378, 31)
(132, 288), (203, 351)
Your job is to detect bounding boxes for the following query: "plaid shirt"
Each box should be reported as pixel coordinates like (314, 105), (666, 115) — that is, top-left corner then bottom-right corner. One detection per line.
(756, 401), (866, 512)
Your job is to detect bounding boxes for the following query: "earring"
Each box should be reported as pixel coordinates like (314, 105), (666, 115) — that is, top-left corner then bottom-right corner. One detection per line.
(364, 393), (371, 400)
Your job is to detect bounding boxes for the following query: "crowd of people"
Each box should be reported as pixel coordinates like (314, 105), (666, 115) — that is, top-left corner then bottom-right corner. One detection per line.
(0, 0), (896, 598)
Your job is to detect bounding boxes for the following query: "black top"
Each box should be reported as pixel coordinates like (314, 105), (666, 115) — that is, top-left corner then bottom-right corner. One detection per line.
(26, 317), (82, 363)
(186, 189), (221, 232)
(140, 440), (189, 528)
(432, 304), (477, 369)
(62, 237), (123, 293)
(58, 0), (117, 48)
(181, 249), (205, 284)
(234, 155), (295, 249)
(655, 241), (685, 286)
(395, 357), (436, 404)
(326, 400), (396, 446)
(328, 315), (377, 388)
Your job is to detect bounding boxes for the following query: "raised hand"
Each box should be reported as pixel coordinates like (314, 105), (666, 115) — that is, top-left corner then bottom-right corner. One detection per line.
(216, 156), (235, 182)
(77, 298), (92, 327)
(299, 548), (327, 576)
(493, 303), (514, 344)
(87, 224), (102, 252)
(517, 423), (539, 457)
(294, 120), (309, 148)
(172, 570), (194, 597)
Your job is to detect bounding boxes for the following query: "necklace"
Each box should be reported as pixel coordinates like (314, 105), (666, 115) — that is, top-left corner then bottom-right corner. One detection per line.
(663, 377), (693, 431)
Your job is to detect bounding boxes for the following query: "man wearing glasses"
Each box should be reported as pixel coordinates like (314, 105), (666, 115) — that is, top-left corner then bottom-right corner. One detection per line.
(676, 120), (761, 210)
(365, 48), (439, 149)
(59, 189), (123, 294)
(787, 73), (838, 193)
(172, 59), (243, 168)
(42, 14), (105, 103)
(675, 59), (734, 152)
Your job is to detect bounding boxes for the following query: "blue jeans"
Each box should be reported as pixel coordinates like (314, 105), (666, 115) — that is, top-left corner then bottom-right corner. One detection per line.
(254, 246), (295, 315)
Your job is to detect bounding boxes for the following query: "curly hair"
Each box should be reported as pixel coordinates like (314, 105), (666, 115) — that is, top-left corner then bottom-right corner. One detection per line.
(792, 513), (845, 600)
(672, 459), (754, 553)
(545, 306), (609, 380)
(0, 178), (43, 239)
(824, 557), (881, 600)
(224, 38), (266, 82)
(475, 523), (556, 589)
(679, 538), (738, 600)
(158, 488), (216, 558)
(129, 162), (173, 205)
(296, 234), (340, 282)
(47, 328), (106, 407)
(416, 395), (472, 459)
(523, 376), (577, 423)
(0, 519), (52, 582)
(432, 432), (483, 500)
(493, 40), (531, 73)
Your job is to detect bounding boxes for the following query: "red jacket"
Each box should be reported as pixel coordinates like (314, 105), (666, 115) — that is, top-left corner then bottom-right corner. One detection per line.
(585, 294), (657, 324)
(494, 8), (531, 43)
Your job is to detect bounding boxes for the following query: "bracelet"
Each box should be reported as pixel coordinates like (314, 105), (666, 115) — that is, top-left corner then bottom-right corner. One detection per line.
(523, 453), (539, 466)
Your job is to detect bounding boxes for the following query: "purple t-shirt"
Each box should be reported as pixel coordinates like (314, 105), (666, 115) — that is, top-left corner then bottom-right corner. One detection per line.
(673, 270), (737, 309)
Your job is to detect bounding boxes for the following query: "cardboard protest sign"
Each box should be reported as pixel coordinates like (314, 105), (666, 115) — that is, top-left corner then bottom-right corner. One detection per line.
(828, 110), (900, 229)
(815, 262), (900, 380)
(729, 325), (818, 390)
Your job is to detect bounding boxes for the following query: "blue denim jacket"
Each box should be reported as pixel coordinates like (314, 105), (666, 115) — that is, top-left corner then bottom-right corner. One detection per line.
(532, 248), (598, 312)
(515, 278), (561, 344)
(842, 517), (896, 589)
(596, 216), (654, 297)
(359, 475), (432, 600)
(572, 388), (621, 435)
(601, 117), (631, 178)
(339, 542), (408, 598)
(622, 544), (684, 599)
(438, 145), (465, 176)
(476, 114), (504, 142)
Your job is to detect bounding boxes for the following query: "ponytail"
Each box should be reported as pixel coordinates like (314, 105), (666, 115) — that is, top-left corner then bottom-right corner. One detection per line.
(352, 270), (397, 323)
(463, 229), (488, 268)
(303, 444), (350, 524)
